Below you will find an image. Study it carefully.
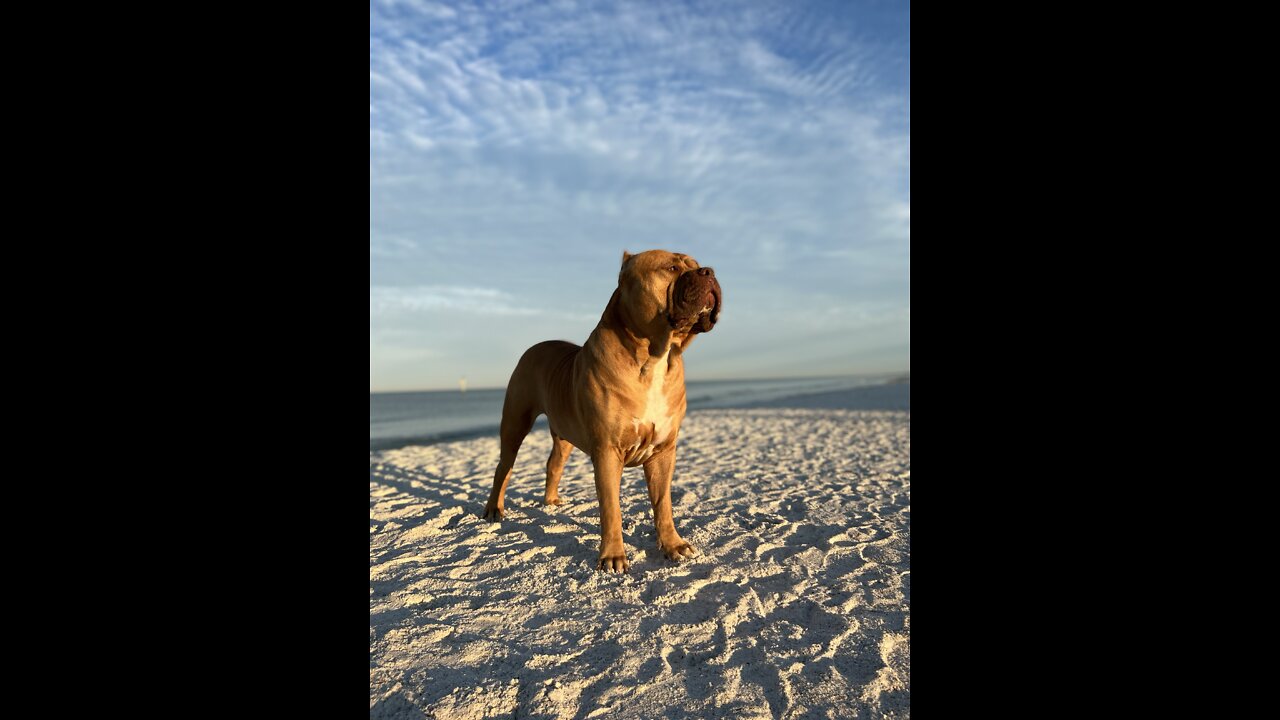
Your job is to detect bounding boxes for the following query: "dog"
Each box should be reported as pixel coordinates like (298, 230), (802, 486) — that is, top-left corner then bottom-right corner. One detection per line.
(483, 249), (722, 572)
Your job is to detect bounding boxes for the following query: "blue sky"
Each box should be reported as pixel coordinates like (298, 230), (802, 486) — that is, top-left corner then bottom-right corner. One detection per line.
(370, 0), (910, 392)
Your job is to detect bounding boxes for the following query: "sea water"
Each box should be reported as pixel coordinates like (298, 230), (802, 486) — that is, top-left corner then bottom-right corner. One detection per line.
(370, 375), (892, 451)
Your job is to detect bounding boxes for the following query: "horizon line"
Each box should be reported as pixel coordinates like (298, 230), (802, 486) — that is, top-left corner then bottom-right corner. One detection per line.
(370, 369), (910, 395)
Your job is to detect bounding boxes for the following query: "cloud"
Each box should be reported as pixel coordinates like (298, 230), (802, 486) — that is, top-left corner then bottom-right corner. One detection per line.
(370, 285), (599, 324)
(370, 285), (540, 316)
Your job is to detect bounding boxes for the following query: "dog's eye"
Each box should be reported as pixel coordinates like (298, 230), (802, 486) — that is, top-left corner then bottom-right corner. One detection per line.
(668, 265), (678, 272)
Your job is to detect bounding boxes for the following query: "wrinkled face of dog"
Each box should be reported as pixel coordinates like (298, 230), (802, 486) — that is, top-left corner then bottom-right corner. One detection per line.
(619, 250), (721, 335)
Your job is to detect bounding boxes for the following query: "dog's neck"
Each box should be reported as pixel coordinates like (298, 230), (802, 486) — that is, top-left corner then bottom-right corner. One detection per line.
(598, 289), (686, 378)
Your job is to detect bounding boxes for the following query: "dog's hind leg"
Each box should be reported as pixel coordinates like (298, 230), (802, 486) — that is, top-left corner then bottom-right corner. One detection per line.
(544, 432), (573, 506)
(483, 395), (536, 522)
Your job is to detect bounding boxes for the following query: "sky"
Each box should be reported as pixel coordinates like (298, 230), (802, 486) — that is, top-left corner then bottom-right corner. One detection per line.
(370, 0), (910, 392)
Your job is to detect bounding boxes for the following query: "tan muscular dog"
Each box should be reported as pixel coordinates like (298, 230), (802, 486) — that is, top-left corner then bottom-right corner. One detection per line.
(483, 249), (722, 572)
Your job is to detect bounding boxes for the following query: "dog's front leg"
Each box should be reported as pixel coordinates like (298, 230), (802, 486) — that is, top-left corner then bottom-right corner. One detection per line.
(592, 450), (629, 572)
(643, 448), (696, 561)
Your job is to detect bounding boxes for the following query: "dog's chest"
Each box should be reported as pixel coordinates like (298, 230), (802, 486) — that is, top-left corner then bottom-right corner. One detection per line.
(624, 352), (677, 465)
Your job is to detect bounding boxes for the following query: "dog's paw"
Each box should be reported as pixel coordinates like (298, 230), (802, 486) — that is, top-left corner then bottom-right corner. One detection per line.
(659, 540), (697, 561)
(598, 554), (630, 573)
(543, 495), (564, 506)
(482, 505), (504, 522)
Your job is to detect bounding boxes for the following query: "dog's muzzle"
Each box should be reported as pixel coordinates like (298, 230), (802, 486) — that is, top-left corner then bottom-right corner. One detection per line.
(669, 267), (721, 333)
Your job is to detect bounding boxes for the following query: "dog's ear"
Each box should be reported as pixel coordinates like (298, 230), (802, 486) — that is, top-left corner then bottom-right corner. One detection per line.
(621, 250), (633, 269)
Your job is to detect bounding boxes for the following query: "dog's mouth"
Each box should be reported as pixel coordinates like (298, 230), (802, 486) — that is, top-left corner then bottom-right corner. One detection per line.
(668, 270), (721, 333)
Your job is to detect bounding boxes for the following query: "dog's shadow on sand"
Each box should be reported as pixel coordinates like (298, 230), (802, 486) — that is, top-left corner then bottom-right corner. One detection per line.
(372, 444), (779, 720)
(372, 443), (691, 562)
(371, 451), (666, 591)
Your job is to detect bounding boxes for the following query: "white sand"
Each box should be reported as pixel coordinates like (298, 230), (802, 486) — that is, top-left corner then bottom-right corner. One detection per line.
(370, 384), (910, 719)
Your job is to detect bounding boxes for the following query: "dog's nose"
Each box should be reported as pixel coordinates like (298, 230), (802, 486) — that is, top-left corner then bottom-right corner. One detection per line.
(697, 267), (714, 277)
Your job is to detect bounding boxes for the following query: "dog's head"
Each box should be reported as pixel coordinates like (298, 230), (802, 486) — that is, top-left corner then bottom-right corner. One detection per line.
(618, 249), (721, 336)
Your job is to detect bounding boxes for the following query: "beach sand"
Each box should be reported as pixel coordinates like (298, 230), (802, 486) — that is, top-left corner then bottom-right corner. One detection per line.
(370, 383), (910, 719)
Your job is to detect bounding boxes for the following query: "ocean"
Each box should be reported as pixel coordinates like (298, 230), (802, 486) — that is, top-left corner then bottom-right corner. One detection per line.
(370, 375), (892, 451)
